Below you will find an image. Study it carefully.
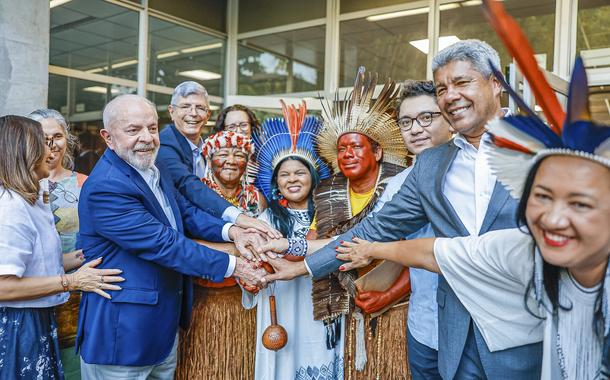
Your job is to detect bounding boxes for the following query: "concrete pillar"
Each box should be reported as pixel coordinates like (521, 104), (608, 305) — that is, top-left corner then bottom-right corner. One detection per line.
(0, 0), (50, 116)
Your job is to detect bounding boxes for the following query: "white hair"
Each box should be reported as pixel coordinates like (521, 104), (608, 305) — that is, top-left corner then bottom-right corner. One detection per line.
(432, 39), (502, 79)
(170, 81), (209, 105)
(102, 94), (158, 130)
(28, 108), (78, 170)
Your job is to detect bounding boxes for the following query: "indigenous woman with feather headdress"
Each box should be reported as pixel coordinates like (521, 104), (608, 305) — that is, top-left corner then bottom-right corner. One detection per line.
(335, 2), (610, 379)
(201, 130), (265, 217)
(241, 101), (344, 380)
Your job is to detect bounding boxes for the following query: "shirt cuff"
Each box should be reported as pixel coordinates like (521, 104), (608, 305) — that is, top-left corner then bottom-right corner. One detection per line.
(224, 255), (236, 277)
(222, 223), (234, 242)
(433, 238), (449, 263)
(222, 206), (241, 223)
(303, 259), (313, 276)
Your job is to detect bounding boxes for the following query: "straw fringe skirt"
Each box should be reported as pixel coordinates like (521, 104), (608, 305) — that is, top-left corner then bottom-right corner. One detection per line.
(343, 302), (411, 380)
(176, 285), (256, 380)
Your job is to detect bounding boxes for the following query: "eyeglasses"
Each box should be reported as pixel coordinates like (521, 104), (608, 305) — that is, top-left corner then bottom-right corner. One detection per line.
(397, 112), (442, 132)
(45, 135), (65, 150)
(49, 181), (79, 204)
(173, 103), (210, 115)
(224, 122), (251, 133)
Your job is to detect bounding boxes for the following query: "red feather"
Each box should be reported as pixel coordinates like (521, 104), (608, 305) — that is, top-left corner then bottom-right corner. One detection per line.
(491, 135), (534, 154)
(280, 99), (307, 153)
(482, 0), (564, 134)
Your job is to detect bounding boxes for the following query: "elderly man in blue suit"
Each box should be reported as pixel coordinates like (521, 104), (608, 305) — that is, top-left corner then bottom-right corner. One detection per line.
(264, 40), (543, 379)
(77, 94), (267, 379)
(157, 81), (279, 244)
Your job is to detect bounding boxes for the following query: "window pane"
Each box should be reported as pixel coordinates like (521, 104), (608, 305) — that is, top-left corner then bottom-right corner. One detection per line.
(341, 0), (423, 14)
(340, 13), (428, 87)
(238, 26), (325, 95)
(439, 0), (556, 72)
(148, 17), (225, 98)
(578, 0), (610, 70)
(47, 74), (136, 174)
(50, 0), (139, 80)
(238, 0), (325, 33)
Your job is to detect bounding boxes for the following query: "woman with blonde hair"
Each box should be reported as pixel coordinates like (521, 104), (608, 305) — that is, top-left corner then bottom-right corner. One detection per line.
(0, 115), (123, 380)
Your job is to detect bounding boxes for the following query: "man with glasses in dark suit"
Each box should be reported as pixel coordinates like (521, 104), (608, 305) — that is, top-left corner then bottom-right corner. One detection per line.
(158, 81), (280, 245)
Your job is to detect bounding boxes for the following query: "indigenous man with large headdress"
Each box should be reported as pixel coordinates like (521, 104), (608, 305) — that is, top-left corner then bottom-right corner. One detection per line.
(310, 67), (411, 379)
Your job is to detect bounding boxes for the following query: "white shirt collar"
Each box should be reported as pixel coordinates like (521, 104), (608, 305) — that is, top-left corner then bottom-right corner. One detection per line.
(453, 107), (512, 151)
(129, 164), (160, 187)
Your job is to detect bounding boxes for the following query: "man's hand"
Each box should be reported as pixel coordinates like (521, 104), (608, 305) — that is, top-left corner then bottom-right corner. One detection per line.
(335, 237), (375, 271)
(229, 226), (269, 261)
(236, 214), (282, 239)
(260, 257), (308, 285)
(356, 291), (389, 314)
(233, 256), (267, 288)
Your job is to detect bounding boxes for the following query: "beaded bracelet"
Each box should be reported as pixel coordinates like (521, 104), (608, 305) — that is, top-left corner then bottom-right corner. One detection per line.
(286, 237), (308, 256)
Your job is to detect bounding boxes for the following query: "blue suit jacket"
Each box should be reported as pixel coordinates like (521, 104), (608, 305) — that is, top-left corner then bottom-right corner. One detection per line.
(157, 124), (232, 218)
(77, 148), (231, 366)
(306, 140), (542, 379)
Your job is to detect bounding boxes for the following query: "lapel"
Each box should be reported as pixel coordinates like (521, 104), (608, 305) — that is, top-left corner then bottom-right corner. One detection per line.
(159, 174), (184, 233)
(104, 149), (173, 227)
(478, 180), (510, 234)
(434, 141), (470, 236)
(170, 124), (194, 169)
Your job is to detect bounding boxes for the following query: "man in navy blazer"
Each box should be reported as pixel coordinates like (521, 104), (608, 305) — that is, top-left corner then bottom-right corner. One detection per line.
(157, 81), (278, 242)
(77, 94), (266, 378)
(263, 40), (542, 379)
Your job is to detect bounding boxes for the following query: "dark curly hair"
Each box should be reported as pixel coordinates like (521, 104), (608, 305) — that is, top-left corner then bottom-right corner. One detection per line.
(396, 80), (437, 119)
(214, 104), (260, 134)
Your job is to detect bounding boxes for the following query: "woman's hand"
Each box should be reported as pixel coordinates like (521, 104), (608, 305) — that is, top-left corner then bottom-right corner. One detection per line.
(63, 249), (85, 272)
(335, 237), (375, 271)
(68, 257), (124, 299)
(253, 238), (289, 261)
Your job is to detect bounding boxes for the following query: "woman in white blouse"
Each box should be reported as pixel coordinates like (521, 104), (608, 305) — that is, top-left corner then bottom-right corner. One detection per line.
(0, 115), (124, 380)
(335, 150), (610, 380)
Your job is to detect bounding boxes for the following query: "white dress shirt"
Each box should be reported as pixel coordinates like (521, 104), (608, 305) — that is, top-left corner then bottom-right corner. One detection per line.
(443, 109), (510, 235)
(443, 134), (496, 235)
(0, 187), (68, 308)
(187, 137), (206, 179)
(132, 164), (236, 277)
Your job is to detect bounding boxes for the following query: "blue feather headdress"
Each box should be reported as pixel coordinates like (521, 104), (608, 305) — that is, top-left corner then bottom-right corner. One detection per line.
(486, 58), (610, 199)
(252, 100), (331, 202)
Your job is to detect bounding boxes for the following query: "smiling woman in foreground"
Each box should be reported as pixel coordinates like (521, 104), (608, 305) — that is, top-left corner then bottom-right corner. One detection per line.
(336, 57), (610, 379)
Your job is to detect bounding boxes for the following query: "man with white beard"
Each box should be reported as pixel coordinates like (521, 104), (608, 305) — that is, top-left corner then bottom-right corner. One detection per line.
(76, 94), (267, 379)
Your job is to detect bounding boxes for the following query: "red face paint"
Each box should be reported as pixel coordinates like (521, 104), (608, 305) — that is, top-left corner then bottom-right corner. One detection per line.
(337, 133), (380, 183)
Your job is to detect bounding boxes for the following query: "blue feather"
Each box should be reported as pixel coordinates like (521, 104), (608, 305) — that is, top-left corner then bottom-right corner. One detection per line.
(490, 62), (537, 117)
(502, 116), (563, 148)
(566, 57), (590, 125)
(253, 115), (329, 201)
(563, 121), (610, 154)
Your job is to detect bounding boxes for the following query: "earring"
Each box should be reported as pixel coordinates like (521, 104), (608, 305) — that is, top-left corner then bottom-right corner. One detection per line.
(272, 186), (288, 207)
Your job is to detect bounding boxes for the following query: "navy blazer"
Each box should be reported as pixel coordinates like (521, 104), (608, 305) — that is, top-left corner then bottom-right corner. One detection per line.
(157, 124), (233, 218)
(306, 139), (542, 380)
(77, 148), (231, 366)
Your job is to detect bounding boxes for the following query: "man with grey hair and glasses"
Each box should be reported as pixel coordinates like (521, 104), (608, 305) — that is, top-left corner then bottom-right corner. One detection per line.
(263, 39), (543, 379)
(158, 81), (281, 244)
(77, 94), (268, 378)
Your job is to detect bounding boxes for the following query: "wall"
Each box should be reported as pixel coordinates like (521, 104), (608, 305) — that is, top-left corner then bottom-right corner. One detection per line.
(0, 0), (50, 115)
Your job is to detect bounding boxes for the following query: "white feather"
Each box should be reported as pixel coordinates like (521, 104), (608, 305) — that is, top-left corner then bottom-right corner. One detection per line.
(486, 118), (547, 153)
(487, 144), (536, 199)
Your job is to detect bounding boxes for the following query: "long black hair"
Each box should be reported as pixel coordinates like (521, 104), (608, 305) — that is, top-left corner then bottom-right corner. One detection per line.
(267, 156), (320, 238)
(518, 157), (605, 332)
